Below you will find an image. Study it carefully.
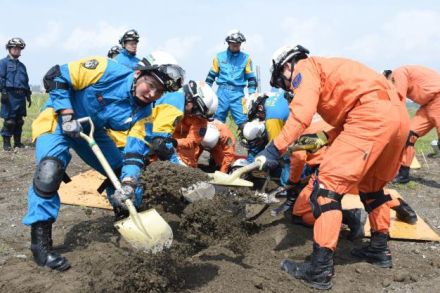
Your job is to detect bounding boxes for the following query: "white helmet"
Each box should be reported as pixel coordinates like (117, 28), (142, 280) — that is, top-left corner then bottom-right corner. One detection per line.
(184, 80), (218, 120)
(137, 51), (185, 92)
(225, 29), (246, 43)
(201, 122), (220, 150)
(270, 44), (309, 89)
(245, 92), (273, 121)
(241, 119), (267, 148)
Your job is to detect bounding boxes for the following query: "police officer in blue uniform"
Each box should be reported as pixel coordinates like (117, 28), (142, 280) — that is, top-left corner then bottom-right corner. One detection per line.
(0, 38), (31, 150)
(114, 29), (140, 69)
(22, 53), (184, 271)
(205, 30), (257, 130)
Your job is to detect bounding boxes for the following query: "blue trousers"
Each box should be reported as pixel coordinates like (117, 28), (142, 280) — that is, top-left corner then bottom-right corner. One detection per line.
(215, 86), (247, 127)
(22, 128), (142, 226)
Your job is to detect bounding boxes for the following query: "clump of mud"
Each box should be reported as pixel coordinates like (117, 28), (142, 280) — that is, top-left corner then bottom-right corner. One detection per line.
(110, 250), (186, 292)
(179, 195), (258, 255)
(140, 161), (209, 214)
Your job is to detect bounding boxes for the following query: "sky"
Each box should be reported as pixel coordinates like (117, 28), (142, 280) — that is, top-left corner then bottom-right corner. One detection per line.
(1, 0), (440, 92)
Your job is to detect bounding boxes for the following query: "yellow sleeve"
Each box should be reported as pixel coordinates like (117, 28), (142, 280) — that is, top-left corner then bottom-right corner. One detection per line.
(245, 57), (253, 74)
(152, 104), (184, 134)
(128, 117), (152, 141)
(67, 56), (108, 90)
(211, 57), (220, 74)
(266, 118), (285, 141)
(107, 130), (129, 148)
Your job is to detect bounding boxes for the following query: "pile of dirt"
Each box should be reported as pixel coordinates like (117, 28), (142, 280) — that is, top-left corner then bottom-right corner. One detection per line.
(140, 161), (209, 214)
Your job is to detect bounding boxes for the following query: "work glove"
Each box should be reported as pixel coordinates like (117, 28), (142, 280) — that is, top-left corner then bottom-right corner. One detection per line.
(255, 142), (281, 171)
(26, 91), (32, 108)
(0, 91), (9, 104)
(296, 131), (328, 153)
(61, 114), (82, 138)
(113, 184), (135, 208)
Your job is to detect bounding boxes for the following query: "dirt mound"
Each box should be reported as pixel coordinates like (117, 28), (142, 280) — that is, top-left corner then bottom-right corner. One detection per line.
(140, 161), (209, 214)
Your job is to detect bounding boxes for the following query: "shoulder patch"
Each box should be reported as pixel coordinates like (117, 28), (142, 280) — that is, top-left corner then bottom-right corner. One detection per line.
(199, 127), (207, 137)
(82, 59), (99, 70)
(291, 73), (302, 89)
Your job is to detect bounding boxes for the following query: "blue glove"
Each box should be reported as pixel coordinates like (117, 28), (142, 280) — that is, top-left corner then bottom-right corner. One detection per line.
(255, 142), (281, 171)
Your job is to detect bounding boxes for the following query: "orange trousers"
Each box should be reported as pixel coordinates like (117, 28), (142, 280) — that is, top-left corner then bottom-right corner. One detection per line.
(401, 98), (440, 167)
(292, 95), (409, 251)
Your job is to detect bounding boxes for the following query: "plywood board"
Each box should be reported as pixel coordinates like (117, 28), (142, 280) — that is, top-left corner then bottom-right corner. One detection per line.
(410, 156), (422, 169)
(342, 189), (440, 242)
(59, 170), (113, 210)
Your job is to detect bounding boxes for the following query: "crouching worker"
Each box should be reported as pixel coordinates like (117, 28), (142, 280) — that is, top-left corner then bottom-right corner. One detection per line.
(255, 45), (409, 289)
(198, 120), (236, 173)
(22, 53), (185, 271)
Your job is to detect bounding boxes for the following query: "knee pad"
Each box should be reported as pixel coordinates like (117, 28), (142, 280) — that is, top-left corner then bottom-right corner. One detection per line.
(359, 190), (391, 213)
(3, 119), (16, 133)
(405, 131), (419, 147)
(310, 180), (343, 219)
(15, 118), (24, 128)
(33, 157), (66, 198)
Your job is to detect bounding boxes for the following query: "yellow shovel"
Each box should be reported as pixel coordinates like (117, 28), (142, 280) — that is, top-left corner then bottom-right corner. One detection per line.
(77, 117), (173, 253)
(208, 161), (261, 187)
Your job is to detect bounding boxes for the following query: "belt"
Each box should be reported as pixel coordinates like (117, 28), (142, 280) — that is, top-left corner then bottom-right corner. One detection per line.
(218, 84), (245, 91)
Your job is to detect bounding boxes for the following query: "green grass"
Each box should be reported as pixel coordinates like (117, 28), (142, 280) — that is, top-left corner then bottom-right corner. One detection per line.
(0, 93), (48, 143)
(408, 108), (438, 155)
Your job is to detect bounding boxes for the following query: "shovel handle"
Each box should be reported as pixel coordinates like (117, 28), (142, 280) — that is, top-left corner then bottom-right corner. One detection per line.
(77, 117), (123, 193)
(229, 161), (261, 181)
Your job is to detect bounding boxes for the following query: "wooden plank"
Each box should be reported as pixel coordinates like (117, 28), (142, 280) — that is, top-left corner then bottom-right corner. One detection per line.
(59, 170), (113, 210)
(342, 189), (440, 242)
(410, 156), (422, 169)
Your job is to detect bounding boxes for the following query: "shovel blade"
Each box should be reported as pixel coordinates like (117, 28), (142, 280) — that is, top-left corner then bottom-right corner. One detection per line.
(114, 208), (173, 253)
(208, 171), (254, 187)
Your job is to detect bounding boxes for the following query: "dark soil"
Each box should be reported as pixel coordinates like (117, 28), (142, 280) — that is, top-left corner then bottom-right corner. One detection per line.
(0, 148), (439, 292)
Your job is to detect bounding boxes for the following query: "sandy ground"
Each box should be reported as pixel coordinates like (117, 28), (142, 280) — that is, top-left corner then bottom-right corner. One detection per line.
(0, 148), (439, 292)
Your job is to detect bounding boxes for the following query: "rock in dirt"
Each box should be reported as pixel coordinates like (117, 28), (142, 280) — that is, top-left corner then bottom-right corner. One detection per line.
(393, 271), (410, 282)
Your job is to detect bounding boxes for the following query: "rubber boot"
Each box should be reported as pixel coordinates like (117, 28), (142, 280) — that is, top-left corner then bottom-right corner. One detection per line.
(13, 133), (24, 148)
(391, 198), (417, 224)
(342, 208), (367, 241)
(2, 136), (12, 151)
(113, 206), (129, 221)
(392, 166), (410, 184)
(350, 231), (392, 268)
(281, 243), (334, 290)
(31, 221), (70, 271)
(271, 184), (301, 218)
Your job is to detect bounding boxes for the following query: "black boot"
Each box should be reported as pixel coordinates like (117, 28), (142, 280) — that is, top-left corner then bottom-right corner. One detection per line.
(113, 206), (129, 221)
(392, 166), (410, 184)
(281, 243), (334, 290)
(342, 208), (367, 241)
(13, 134), (24, 148)
(2, 136), (12, 151)
(351, 231), (392, 268)
(31, 221), (70, 271)
(271, 185), (300, 217)
(392, 198), (417, 224)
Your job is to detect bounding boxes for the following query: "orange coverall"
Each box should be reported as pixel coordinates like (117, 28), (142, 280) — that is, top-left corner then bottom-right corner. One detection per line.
(173, 115), (207, 167)
(196, 120), (236, 173)
(392, 65), (440, 168)
(273, 57), (409, 251)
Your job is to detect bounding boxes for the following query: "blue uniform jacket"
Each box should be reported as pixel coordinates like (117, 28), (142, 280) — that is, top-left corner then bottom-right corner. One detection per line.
(33, 57), (152, 182)
(114, 49), (140, 70)
(206, 49), (257, 93)
(0, 55), (30, 91)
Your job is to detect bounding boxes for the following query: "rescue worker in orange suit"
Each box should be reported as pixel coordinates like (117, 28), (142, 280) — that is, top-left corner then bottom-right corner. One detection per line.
(255, 45), (409, 290)
(198, 120), (236, 173)
(172, 82), (218, 167)
(383, 66), (440, 184)
(287, 116), (417, 232)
